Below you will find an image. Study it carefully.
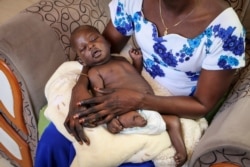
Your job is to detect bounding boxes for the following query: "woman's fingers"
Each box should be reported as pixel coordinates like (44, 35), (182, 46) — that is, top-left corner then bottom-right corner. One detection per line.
(75, 97), (111, 118)
(64, 116), (90, 145)
(77, 96), (103, 109)
(77, 88), (115, 107)
(74, 88), (142, 126)
(94, 87), (115, 94)
(79, 108), (115, 126)
(68, 119), (83, 145)
(76, 123), (90, 145)
(95, 114), (114, 125)
(64, 118), (72, 134)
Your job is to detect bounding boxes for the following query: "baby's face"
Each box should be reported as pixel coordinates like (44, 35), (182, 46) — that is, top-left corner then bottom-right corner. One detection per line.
(73, 28), (111, 66)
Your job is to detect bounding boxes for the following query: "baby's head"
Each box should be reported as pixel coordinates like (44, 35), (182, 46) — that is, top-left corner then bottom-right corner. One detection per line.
(70, 25), (111, 67)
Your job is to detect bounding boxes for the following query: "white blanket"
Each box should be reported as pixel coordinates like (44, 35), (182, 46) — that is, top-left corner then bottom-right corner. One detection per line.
(44, 61), (207, 167)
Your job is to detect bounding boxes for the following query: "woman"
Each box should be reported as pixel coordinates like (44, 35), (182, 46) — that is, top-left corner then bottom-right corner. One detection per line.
(35, 0), (245, 166)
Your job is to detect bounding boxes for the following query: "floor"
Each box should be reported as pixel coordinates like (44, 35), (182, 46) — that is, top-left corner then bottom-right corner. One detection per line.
(0, 0), (39, 166)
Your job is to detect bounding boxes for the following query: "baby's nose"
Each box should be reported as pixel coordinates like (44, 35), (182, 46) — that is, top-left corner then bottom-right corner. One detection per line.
(88, 43), (94, 50)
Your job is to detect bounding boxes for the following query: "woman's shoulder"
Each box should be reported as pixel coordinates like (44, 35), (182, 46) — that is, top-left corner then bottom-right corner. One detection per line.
(199, 0), (230, 19)
(209, 8), (242, 27)
(192, 0), (241, 36)
(202, 0), (229, 10)
(203, 1), (243, 31)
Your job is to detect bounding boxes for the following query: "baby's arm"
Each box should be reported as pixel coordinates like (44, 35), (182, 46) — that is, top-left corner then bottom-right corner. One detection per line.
(88, 68), (105, 97)
(129, 48), (143, 73)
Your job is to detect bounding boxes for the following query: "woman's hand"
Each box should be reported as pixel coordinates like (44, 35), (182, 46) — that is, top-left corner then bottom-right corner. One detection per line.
(64, 66), (92, 145)
(75, 87), (144, 126)
(64, 105), (90, 145)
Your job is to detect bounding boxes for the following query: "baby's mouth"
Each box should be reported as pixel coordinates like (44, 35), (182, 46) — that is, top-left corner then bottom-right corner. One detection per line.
(91, 48), (102, 58)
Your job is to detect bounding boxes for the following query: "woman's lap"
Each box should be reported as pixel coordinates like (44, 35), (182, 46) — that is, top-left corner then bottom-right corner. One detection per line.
(35, 123), (154, 167)
(35, 123), (75, 167)
(120, 162), (155, 167)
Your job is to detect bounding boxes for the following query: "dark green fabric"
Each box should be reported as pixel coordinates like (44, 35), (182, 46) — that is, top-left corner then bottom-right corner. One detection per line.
(205, 91), (229, 124)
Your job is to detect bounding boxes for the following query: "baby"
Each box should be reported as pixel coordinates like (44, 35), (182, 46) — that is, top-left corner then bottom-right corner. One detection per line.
(70, 25), (187, 167)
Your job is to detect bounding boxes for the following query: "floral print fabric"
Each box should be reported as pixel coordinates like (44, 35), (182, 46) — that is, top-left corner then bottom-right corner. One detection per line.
(109, 0), (245, 96)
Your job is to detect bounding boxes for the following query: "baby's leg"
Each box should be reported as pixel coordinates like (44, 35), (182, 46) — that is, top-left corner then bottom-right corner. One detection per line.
(162, 115), (187, 167)
(107, 111), (147, 134)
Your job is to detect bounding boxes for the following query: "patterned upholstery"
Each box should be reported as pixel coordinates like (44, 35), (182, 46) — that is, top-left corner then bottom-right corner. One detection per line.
(225, 0), (246, 16)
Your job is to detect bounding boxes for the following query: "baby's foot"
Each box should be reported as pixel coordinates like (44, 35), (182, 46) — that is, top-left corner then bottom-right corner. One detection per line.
(174, 152), (187, 167)
(119, 112), (147, 128)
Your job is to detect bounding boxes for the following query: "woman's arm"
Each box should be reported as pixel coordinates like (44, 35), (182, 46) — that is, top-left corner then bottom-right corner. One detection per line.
(64, 66), (92, 145)
(102, 20), (130, 53)
(142, 69), (235, 118)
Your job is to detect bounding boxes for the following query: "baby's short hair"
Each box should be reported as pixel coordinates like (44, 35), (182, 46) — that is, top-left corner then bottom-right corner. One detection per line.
(71, 25), (100, 36)
(70, 25), (100, 48)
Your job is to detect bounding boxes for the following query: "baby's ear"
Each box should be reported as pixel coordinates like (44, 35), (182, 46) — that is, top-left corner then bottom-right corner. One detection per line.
(77, 57), (85, 65)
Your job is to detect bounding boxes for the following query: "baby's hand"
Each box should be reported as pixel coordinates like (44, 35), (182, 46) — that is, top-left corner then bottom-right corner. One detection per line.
(106, 117), (123, 134)
(129, 48), (143, 72)
(129, 48), (142, 61)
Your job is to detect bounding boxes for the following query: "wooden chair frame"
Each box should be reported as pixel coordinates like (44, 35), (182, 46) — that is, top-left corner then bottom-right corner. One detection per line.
(0, 59), (32, 167)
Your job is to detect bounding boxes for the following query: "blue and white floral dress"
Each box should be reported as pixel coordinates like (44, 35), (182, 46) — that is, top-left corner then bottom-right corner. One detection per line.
(109, 0), (245, 96)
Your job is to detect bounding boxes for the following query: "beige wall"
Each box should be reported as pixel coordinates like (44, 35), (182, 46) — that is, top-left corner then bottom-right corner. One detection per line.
(0, 0), (38, 25)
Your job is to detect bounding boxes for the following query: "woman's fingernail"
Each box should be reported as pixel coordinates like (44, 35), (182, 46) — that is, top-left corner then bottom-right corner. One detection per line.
(79, 118), (85, 123)
(73, 114), (79, 119)
(77, 101), (83, 106)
